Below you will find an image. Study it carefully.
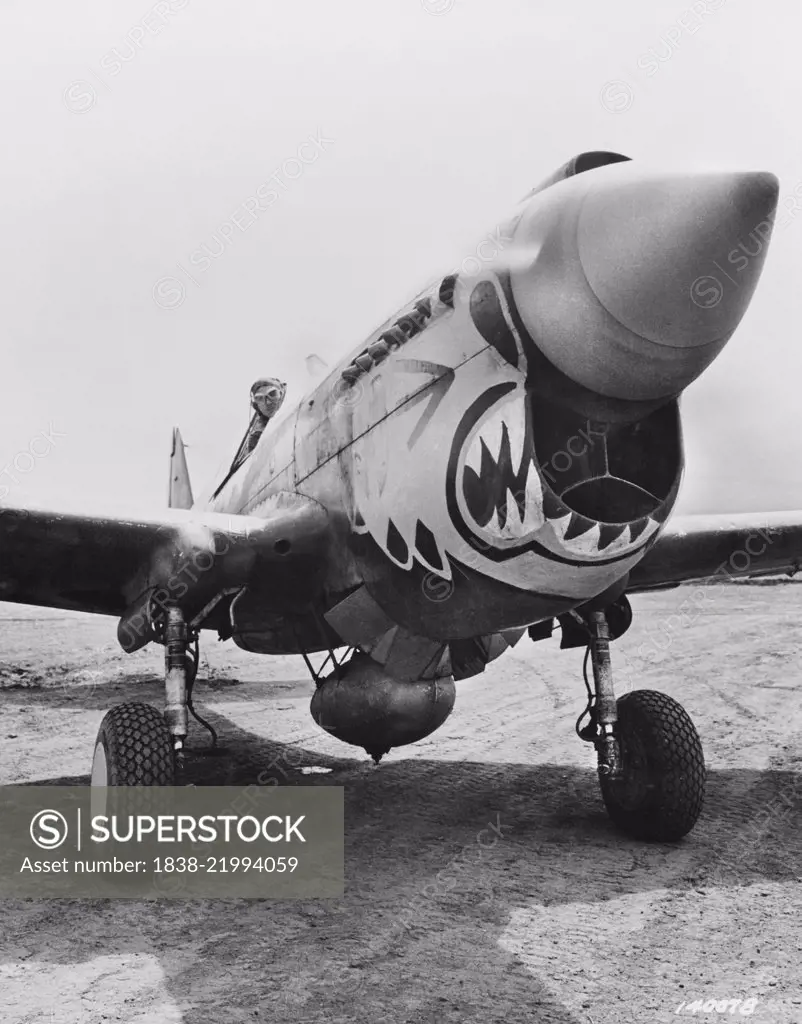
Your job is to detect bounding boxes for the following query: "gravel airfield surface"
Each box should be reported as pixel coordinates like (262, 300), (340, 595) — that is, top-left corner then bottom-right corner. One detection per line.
(1, 585), (801, 1024)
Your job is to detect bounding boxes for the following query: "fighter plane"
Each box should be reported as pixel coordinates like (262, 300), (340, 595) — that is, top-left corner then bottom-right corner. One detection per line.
(1, 151), (795, 842)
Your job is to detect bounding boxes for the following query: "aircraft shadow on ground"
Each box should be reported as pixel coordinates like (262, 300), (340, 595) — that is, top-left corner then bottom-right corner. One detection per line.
(7, 701), (802, 1024)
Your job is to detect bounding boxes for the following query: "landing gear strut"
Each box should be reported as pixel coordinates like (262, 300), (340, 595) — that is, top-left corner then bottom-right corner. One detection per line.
(587, 610), (621, 781)
(576, 608), (706, 842)
(90, 606), (195, 787)
(164, 606), (189, 760)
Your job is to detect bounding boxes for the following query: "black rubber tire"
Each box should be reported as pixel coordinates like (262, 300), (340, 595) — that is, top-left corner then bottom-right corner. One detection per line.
(93, 702), (175, 786)
(599, 689), (705, 842)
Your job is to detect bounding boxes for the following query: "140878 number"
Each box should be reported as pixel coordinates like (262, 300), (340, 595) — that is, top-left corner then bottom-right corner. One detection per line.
(675, 999), (758, 1015)
(153, 856), (299, 873)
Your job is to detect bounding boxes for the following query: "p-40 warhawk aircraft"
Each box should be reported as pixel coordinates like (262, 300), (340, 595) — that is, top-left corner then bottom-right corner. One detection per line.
(1, 152), (794, 841)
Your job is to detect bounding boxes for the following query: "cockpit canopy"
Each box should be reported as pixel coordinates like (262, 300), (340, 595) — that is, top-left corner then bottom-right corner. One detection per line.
(213, 378), (287, 497)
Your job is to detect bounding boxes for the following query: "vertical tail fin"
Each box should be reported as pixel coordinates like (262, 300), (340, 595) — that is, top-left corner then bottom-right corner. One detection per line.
(168, 427), (194, 509)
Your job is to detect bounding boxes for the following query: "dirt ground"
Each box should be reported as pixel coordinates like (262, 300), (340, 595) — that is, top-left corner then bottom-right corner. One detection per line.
(1, 584), (801, 1024)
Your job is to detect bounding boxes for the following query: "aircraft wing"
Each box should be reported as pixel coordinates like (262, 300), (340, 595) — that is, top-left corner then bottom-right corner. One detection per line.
(0, 497), (330, 648)
(628, 512), (802, 591)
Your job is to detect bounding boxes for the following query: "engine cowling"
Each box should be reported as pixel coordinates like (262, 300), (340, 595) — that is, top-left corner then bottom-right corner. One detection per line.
(310, 652), (456, 762)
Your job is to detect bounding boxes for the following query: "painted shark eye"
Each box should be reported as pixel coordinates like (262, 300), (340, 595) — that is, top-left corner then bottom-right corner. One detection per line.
(469, 281), (520, 369)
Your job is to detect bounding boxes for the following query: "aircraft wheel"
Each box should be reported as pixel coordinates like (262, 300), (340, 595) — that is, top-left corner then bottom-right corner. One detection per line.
(599, 690), (705, 842)
(91, 702), (175, 786)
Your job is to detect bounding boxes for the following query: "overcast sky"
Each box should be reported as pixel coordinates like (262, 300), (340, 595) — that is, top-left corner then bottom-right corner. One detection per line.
(1, 0), (800, 515)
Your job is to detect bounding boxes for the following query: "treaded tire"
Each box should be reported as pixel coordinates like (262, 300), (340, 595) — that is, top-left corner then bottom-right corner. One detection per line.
(599, 689), (705, 842)
(92, 702), (175, 786)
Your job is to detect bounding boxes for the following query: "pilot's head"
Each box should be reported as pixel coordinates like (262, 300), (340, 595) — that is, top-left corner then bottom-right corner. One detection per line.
(250, 378), (287, 419)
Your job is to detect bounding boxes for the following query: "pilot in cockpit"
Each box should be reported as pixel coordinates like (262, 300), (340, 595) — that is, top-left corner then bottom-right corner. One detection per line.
(244, 377), (287, 454)
(215, 378), (289, 494)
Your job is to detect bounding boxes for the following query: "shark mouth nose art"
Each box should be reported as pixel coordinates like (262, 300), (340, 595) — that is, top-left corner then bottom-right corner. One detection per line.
(451, 382), (681, 565)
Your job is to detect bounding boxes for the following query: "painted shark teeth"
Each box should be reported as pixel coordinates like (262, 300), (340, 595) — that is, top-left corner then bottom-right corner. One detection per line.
(462, 394), (542, 540)
(499, 487), (529, 538)
(564, 523), (601, 556)
(546, 510), (660, 558)
(479, 507), (496, 536)
(522, 471), (545, 531)
(549, 511), (574, 542)
(464, 398), (528, 481)
(461, 395), (664, 557)
(599, 524), (631, 552)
